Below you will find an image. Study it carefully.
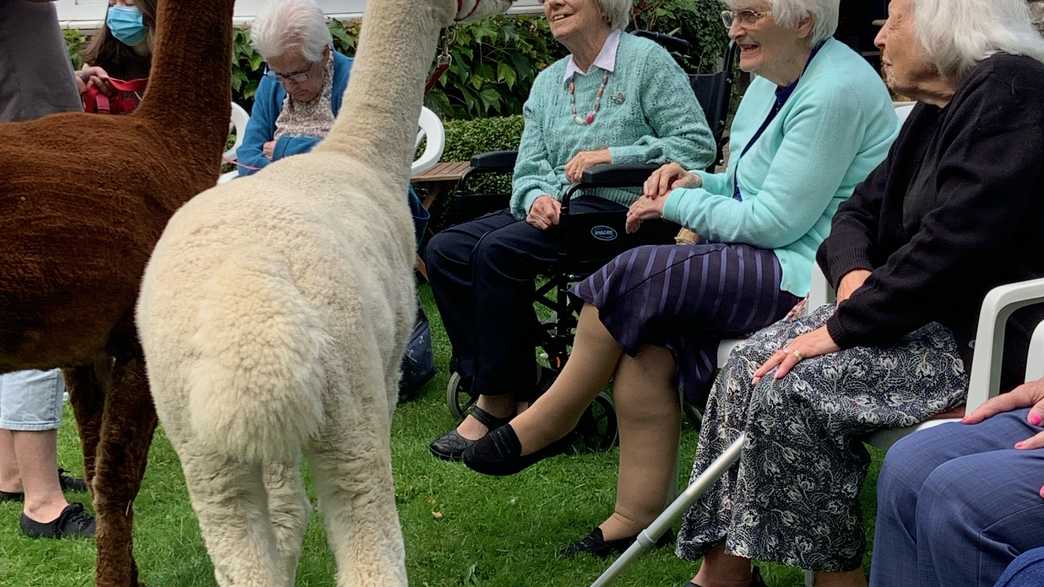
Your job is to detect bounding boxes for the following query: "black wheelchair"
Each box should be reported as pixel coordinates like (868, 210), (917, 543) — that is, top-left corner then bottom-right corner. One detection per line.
(438, 37), (739, 450)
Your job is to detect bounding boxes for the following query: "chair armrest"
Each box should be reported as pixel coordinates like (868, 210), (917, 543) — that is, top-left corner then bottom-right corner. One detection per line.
(580, 163), (660, 188)
(966, 277), (1044, 411)
(470, 150), (518, 171)
(807, 263), (835, 312)
(1027, 321), (1044, 383)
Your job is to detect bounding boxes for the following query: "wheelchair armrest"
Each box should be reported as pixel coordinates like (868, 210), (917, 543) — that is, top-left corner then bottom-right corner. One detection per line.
(580, 163), (660, 188)
(470, 150), (518, 171)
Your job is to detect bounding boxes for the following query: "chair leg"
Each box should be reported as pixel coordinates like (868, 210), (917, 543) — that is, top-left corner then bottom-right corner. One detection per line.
(805, 569), (815, 586)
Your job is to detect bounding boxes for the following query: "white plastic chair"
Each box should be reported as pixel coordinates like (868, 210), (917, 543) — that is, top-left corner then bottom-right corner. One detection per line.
(412, 106), (445, 177)
(218, 101), (250, 184)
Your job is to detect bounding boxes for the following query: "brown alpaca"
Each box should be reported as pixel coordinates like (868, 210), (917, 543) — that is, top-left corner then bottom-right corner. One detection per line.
(0, 0), (233, 584)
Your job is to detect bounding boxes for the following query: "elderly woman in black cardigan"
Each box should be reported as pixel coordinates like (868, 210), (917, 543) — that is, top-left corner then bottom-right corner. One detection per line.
(674, 0), (1044, 585)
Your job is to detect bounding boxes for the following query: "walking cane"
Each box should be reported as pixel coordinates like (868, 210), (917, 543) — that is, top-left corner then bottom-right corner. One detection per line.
(590, 433), (749, 587)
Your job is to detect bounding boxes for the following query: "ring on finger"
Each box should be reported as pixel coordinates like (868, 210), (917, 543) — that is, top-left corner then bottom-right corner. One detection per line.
(792, 350), (804, 361)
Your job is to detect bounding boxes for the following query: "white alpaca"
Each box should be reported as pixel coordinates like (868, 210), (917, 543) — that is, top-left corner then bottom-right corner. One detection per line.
(136, 1), (512, 585)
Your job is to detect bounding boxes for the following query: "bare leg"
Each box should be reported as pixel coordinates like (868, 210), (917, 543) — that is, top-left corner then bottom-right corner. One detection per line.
(510, 304), (624, 454)
(814, 570), (867, 587)
(692, 545), (754, 587)
(0, 429), (19, 493)
(92, 357), (157, 586)
(598, 345), (680, 541)
(263, 462), (311, 586)
(14, 430), (69, 522)
(181, 450), (282, 586)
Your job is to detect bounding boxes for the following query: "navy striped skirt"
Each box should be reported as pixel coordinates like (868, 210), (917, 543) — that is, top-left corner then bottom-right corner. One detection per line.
(571, 242), (801, 405)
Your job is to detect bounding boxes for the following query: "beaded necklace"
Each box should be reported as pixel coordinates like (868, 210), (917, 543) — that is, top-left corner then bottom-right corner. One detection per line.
(569, 69), (610, 125)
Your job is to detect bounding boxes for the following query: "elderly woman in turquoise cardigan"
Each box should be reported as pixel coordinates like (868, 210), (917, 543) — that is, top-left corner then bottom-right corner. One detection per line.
(461, 0), (900, 566)
(425, 0), (717, 462)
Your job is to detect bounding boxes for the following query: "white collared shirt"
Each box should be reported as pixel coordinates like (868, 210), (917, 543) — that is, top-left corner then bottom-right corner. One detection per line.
(562, 29), (622, 84)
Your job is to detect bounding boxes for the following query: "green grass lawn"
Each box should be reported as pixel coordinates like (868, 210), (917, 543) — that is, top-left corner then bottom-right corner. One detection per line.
(0, 284), (883, 586)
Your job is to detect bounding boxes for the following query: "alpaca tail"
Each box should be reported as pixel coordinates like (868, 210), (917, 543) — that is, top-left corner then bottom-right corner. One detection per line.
(187, 253), (331, 463)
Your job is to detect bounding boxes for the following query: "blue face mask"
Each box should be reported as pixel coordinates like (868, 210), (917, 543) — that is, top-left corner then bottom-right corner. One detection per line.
(106, 5), (147, 47)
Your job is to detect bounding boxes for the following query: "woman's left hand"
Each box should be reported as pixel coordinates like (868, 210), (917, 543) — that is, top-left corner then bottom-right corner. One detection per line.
(625, 196), (666, 234)
(564, 148), (612, 183)
(752, 326), (840, 384)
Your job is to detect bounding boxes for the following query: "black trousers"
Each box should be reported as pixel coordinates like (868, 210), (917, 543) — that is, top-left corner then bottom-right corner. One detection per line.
(424, 198), (676, 398)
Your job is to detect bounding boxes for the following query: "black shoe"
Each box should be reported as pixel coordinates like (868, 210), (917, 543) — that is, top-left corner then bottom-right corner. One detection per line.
(0, 489), (23, 502)
(684, 566), (767, 587)
(57, 468), (88, 493)
(462, 424), (572, 476)
(20, 503), (96, 539)
(560, 527), (673, 558)
(429, 405), (511, 461)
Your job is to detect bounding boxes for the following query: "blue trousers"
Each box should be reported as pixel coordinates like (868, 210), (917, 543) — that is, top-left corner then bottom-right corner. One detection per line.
(871, 409), (1044, 587)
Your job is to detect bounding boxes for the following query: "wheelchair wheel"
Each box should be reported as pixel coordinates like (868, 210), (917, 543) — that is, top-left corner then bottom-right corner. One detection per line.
(569, 391), (618, 453)
(446, 371), (477, 421)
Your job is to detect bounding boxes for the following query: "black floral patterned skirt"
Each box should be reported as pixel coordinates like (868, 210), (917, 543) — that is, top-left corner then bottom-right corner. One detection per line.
(676, 304), (968, 571)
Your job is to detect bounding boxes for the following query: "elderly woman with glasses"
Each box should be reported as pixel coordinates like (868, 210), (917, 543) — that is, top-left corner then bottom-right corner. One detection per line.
(235, 0), (352, 175)
(425, 0), (717, 462)
(460, 0), (900, 564)
(666, 0), (1044, 585)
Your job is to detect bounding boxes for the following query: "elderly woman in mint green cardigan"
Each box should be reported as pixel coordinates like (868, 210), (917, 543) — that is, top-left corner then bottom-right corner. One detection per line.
(425, 0), (716, 463)
(460, 0), (900, 566)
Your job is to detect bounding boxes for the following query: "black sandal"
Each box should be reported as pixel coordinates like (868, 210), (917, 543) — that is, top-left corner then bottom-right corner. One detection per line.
(429, 405), (511, 462)
(560, 527), (674, 558)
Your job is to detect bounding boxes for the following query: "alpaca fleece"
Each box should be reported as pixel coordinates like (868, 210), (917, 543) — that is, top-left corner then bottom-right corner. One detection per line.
(137, 1), (512, 585)
(0, 0), (233, 583)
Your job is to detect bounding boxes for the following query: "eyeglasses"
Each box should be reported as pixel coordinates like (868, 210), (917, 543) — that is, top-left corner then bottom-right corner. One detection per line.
(720, 8), (771, 28)
(263, 64), (313, 85)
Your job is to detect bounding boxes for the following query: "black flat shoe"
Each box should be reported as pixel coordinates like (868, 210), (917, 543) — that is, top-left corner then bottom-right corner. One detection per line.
(560, 527), (674, 558)
(429, 405), (511, 461)
(58, 468), (88, 493)
(20, 503), (96, 539)
(462, 424), (572, 476)
(683, 566), (767, 587)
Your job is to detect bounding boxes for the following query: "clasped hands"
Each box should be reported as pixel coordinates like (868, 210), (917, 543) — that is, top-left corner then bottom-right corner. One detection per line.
(625, 162), (701, 234)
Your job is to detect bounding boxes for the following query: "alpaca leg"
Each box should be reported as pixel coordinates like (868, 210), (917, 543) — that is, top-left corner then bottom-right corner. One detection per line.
(309, 432), (406, 587)
(262, 462), (311, 586)
(92, 356), (157, 587)
(63, 359), (109, 489)
(179, 451), (283, 586)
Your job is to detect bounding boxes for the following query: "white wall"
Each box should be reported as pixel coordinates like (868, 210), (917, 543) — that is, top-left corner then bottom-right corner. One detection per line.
(56, 0), (543, 29)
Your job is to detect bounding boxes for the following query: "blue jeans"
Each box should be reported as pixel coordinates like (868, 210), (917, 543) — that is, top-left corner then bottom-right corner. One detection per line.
(0, 370), (65, 431)
(871, 410), (1044, 587)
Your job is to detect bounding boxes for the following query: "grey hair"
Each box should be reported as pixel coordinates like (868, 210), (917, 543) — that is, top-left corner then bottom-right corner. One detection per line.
(251, 0), (333, 62)
(727, 0), (839, 45)
(913, 0), (1044, 80)
(596, 0), (631, 32)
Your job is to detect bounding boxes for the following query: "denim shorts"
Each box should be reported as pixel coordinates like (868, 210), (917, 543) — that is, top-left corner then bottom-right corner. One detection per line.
(0, 370), (65, 431)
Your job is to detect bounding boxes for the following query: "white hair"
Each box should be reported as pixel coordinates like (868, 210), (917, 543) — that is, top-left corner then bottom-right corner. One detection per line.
(728, 0), (839, 46)
(913, 0), (1044, 80)
(251, 0), (333, 62)
(596, 0), (632, 32)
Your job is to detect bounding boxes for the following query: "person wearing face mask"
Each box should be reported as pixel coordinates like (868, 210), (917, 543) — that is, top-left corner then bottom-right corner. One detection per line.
(77, 0), (157, 114)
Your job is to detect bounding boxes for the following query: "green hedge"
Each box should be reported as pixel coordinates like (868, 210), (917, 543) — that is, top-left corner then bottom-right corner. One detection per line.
(67, 1), (728, 121)
(441, 114), (524, 161)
